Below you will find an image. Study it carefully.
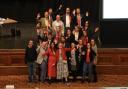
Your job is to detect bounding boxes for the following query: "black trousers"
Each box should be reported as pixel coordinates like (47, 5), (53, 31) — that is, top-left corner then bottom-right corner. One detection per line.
(93, 64), (97, 82)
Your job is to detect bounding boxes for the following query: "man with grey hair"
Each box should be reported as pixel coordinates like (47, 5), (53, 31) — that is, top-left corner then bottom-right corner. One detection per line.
(52, 15), (64, 36)
(36, 40), (48, 83)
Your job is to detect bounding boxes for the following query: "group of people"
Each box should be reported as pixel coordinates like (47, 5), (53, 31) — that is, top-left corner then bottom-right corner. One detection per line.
(25, 7), (100, 84)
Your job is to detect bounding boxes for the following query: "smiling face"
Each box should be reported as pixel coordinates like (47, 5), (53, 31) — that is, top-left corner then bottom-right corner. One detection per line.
(71, 43), (75, 48)
(41, 41), (47, 47)
(91, 39), (95, 46)
(28, 40), (33, 48)
(56, 15), (60, 21)
(76, 8), (80, 14)
(87, 43), (91, 49)
(67, 29), (71, 35)
(75, 26), (79, 31)
(85, 21), (89, 27)
(79, 39), (83, 45)
(66, 8), (70, 14)
(44, 12), (49, 18)
(58, 43), (63, 49)
(51, 42), (55, 49)
(48, 8), (53, 14)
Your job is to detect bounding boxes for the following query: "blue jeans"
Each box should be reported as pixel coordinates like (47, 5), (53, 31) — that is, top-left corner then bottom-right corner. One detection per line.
(27, 62), (36, 82)
(83, 62), (94, 81)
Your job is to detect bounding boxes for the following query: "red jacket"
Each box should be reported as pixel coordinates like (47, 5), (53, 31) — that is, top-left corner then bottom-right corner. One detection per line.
(56, 48), (70, 61)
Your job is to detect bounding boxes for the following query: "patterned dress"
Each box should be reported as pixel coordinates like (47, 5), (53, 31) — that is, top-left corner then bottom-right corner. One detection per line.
(70, 49), (77, 71)
(57, 49), (68, 79)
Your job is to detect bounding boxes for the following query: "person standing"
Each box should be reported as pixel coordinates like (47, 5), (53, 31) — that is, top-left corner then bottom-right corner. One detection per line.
(73, 8), (84, 28)
(39, 11), (51, 34)
(91, 39), (98, 82)
(72, 26), (83, 44)
(42, 42), (57, 84)
(48, 8), (55, 23)
(81, 30), (89, 46)
(83, 21), (94, 41)
(82, 43), (96, 83)
(36, 41), (48, 83)
(52, 15), (64, 36)
(65, 29), (75, 72)
(76, 39), (86, 76)
(92, 26), (101, 47)
(62, 7), (73, 30)
(69, 43), (78, 80)
(56, 42), (70, 83)
(25, 40), (37, 83)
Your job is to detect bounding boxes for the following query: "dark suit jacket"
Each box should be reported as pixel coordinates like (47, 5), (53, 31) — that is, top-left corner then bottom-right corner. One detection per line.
(73, 14), (85, 27)
(25, 46), (37, 63)
(62, 14), (74, 29)
(65, 34), (75, 48)
(85, 49), (96, 63)
(73, 30), (83, 44)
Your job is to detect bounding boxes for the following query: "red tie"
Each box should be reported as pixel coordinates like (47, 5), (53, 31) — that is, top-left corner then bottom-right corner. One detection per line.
(86, 49), (90, 64)
(77, 15), (81, 26)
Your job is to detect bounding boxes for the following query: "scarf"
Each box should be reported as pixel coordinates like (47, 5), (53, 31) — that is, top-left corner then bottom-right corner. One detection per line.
(86, 49), (90, 64)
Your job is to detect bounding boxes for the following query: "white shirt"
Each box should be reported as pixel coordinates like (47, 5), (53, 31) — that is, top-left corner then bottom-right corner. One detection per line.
(52, 20), (64, 35)
(74, 32), (79, 41)
(66, 15), (70, 27)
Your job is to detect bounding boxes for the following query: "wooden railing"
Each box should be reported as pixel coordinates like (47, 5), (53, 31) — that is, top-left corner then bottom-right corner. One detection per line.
(0, 48), (128, 75)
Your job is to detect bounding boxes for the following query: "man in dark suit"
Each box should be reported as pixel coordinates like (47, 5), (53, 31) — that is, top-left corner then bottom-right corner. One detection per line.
(62, 7), (73, 30)
(73, 8), (84, 28)
(48, 8), (55, 23)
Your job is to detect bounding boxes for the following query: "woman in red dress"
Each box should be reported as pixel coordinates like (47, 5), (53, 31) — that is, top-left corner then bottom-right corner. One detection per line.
(43, 42), (57, 84)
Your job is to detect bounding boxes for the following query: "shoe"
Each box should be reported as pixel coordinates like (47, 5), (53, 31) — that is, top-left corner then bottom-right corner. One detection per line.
(81, 79), (85, 83)
(48, 80), (52, 85)
(87, 79), (91, 83)
(28, 80), (32, 83)
(65, 82), (70, 86)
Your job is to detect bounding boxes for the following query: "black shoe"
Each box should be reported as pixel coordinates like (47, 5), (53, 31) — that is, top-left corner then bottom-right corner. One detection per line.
(65, 82), (70, 86)
(73, 77), (77, 81)
(87, 79), (91, 83)
(48, 80), (52, 85)
(81, 79), (85, 83)
(92, 79), (97, 83)
(28, 80), (32, 83)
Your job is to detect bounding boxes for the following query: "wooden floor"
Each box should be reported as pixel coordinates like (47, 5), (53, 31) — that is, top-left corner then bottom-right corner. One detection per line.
(0, 75), (128, 89)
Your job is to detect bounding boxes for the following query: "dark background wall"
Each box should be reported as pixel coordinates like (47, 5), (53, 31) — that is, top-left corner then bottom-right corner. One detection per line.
(0, 0), (128, 47)
(0, 0), (99, 22)
(100, 21), (128, 47)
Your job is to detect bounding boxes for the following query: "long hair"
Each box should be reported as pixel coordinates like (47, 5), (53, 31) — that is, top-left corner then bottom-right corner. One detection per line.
(50, 42), (57, 52)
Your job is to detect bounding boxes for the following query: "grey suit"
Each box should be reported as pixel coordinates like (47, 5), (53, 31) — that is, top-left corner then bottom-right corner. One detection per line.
(36, 46), (48, 82)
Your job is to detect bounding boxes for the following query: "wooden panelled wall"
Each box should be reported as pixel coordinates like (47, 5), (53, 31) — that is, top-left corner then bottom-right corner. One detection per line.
(0, 48), (128, 75)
